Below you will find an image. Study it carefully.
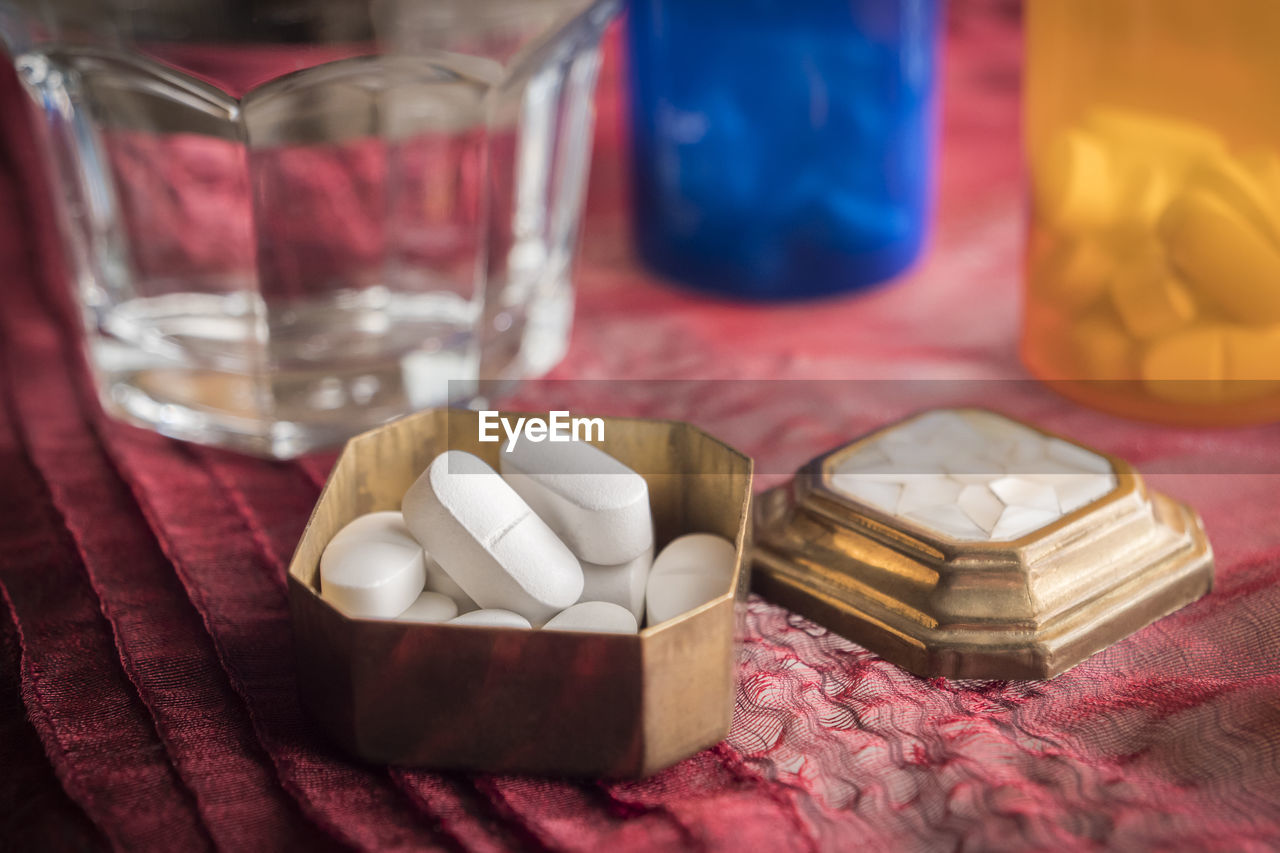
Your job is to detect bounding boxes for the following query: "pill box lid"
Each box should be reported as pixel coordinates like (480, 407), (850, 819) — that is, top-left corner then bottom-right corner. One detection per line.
(748, 408), (1214, 680)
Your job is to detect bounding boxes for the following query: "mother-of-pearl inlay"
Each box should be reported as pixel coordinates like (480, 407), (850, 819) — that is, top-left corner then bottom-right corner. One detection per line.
(828, 410), (1116, 542)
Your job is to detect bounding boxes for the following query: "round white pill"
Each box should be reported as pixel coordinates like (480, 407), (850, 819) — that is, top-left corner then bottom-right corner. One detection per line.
(448, 609), (532, 629)
(544, 601), (639, 634)
(396, 590), (459, 624)
(645, 533), (737, 627)
(580, 544), (653, 623)
(500, 439), (653, 565)
(320, 511), (426, 618)
(402, 451), (584, 626)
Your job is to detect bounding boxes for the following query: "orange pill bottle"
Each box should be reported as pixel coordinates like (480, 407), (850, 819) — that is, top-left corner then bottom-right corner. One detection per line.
(1023, 0), (1280, 425)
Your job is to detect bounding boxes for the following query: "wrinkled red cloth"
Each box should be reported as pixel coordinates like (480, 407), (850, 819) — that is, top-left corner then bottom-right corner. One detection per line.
(4, 8), (1280, 853)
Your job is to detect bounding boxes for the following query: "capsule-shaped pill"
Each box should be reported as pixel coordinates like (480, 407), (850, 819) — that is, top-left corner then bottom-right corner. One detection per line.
(402, 451), (583, 626)
(500, 438), (653, 565)
(1109, 243), (1197, 340)
(1183, 151), (1280, 247)
(1035, 129), (1115, 231)
(1159, 190), (1280, 324)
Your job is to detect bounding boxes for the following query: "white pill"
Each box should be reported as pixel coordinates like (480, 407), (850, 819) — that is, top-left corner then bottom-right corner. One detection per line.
(320, 511), (426, 618)
(396, 590), (459, 624)
(644, 533), (737, 627)
(402, 451), (583, 626)
(448, 609), (532, 629)
(544, 601), (639, 634)
(579, 544), (653, 623)
(423, 557), (478, 612)
(500, 439), (653, 565)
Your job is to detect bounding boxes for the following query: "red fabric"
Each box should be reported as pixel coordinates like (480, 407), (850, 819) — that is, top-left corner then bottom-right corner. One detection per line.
(3, 7), (1280, 852)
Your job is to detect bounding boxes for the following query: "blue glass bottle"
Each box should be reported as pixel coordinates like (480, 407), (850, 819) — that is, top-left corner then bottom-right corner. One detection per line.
(627, 0), (942, 299)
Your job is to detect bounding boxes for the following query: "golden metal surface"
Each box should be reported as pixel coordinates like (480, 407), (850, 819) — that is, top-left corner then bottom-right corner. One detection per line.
(752, 409), (1215, 680)
(287, 408), (753, 778)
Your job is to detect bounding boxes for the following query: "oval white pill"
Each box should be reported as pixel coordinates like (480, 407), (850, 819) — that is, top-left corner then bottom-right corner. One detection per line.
(396, 590), (459, 624)
(448, 609), (532, 629)
(320, 511), (426, 618)
(645, 533), (737, 627)
(580, 544), (653, 623)
(544, 601), (638, 634)
(500, 439), (653, 565)
(402, 451), (583, 626)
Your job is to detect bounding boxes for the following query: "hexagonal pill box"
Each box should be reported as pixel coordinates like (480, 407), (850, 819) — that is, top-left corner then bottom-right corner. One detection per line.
(287, 408), (752, 777)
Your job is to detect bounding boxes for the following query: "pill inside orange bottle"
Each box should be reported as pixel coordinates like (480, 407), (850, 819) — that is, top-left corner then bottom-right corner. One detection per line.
(1023, 0), (1280, 425)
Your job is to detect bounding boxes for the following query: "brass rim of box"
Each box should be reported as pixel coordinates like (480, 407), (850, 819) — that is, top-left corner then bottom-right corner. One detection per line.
(751, 408), (1215, 680)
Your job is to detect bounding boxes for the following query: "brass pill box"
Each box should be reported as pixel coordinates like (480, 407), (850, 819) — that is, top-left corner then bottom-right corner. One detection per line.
(286, 407), (752, 778)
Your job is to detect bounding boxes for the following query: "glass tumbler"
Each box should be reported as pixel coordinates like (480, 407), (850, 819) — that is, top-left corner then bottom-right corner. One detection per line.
(1024, 0), (1280, 425)
(0, 0), (617, 457)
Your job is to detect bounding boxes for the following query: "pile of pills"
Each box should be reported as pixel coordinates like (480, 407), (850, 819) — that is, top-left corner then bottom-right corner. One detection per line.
(318, 441), (736, 634)
(1031, 106), (1280, 403)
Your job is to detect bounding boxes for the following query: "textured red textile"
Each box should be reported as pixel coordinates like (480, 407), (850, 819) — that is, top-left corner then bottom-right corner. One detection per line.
(3, 6), (1280, 852)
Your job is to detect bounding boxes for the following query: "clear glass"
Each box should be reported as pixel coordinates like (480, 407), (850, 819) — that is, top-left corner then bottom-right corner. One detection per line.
(0, 0), (617, 457)
(1024, 0), (1280, 425)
